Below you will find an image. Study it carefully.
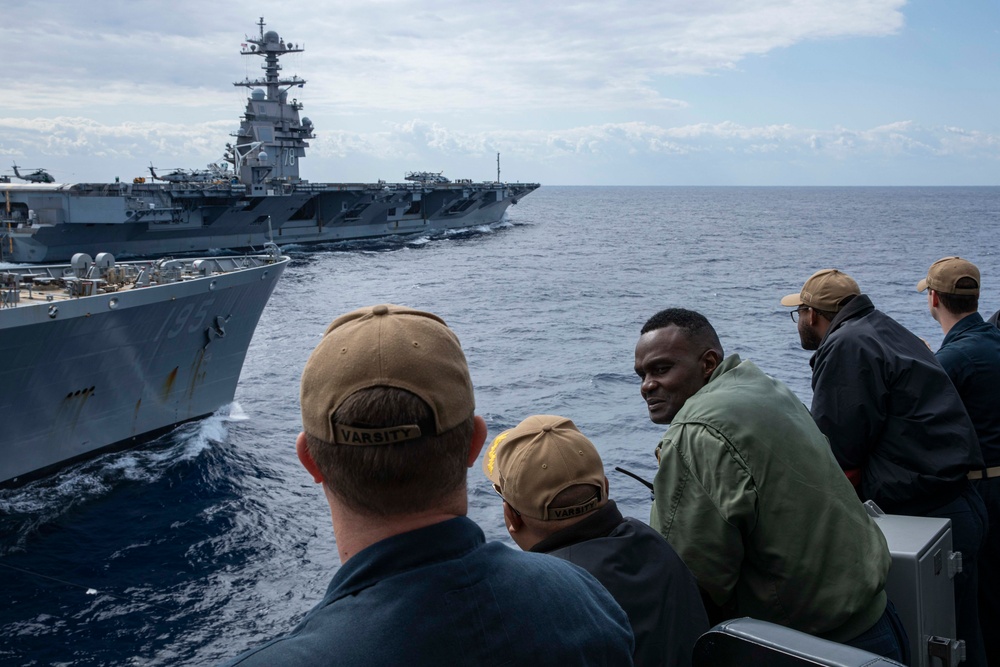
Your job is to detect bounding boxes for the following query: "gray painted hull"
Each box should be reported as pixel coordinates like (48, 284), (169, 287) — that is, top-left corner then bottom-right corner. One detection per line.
(0, 254), (288, 484)
(1, 181), (539, 263)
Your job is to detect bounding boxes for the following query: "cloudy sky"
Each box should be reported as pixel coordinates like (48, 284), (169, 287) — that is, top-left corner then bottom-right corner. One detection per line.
(3, 0), (998, 185)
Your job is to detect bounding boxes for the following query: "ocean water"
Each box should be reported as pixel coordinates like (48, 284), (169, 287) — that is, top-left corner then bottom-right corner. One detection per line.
(1, 186), (998, 665)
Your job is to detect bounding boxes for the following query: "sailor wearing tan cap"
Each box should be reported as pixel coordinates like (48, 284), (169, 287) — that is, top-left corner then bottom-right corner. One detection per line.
(483, 414), (709, 667)
(919, 256), (1000, 667)
(634, 308), (907, 662)
(221, 304), (634, 667)
(783, 268), (987, 667)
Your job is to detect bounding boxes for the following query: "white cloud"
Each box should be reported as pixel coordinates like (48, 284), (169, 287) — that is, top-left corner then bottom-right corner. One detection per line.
(3, 0), (905, 115)
(5, 114), (992, 170)
(1, 1), (993, 185)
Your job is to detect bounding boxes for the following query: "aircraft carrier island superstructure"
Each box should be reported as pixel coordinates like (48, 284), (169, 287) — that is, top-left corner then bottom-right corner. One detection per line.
(0, 18), (539, 263)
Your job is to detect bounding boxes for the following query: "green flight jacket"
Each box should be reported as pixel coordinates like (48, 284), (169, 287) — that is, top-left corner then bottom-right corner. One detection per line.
(651, 354), (889, 642)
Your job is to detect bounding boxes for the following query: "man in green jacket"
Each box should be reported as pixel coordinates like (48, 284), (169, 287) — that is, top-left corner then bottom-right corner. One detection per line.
(633, 307), (907, 662)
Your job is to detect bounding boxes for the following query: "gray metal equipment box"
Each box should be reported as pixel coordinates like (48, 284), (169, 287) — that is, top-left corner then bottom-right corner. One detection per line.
(868, 504), (963, 667)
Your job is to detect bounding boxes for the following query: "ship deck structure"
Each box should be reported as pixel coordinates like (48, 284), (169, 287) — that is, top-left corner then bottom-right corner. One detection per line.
(0, 18), (538, 263)
(0, 245), (289, 485)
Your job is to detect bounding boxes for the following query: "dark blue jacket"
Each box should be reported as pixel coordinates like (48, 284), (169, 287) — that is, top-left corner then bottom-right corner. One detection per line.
(532, 501), (709, 667)
(937, 312), (1000, 467)
(810, 295), (983, 514)
(221, 516), (634, 666)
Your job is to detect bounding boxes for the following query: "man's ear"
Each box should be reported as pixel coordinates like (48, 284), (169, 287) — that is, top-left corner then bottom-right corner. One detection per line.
(467, 415), (487, 467)
(929, 290), (940, 308)
(701, 348), (722, 379)
(503, 502), (524, 533)
(296, 432), (324, 484)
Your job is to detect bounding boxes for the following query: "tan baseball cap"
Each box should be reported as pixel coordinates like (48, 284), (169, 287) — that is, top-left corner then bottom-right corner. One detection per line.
(917, 257), (980, 295)
(482, 415), (607, 521)
(781, 269), (860, 312)
(300, 304), (475, 445)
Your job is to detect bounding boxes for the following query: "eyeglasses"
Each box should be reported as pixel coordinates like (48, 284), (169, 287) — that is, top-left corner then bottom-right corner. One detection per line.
(492, 484), (521, 516)
(790, 307), (811, 323)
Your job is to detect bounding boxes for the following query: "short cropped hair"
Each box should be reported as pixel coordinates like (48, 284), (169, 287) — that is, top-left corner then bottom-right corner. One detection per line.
(305, 387), (473, 517)
(938, 277), (980, 315)
(640, 308), (724, 355)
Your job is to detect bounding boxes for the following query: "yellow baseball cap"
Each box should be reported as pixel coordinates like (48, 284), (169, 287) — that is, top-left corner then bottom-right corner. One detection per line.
(300, 304), (475, 445)
(483, 415), (606, 521)
(781, 269), (860, 312)
(917, 257), (980, 295)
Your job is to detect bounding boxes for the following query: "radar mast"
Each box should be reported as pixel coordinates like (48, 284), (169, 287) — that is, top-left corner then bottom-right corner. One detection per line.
(229, 18), (314, 187)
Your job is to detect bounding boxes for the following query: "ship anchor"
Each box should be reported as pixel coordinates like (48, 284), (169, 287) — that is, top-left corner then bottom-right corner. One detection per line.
(204, 314), (231, 348)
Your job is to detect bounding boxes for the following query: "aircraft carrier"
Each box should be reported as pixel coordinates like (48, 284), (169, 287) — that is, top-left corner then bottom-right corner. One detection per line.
(0, 19), (539, 263)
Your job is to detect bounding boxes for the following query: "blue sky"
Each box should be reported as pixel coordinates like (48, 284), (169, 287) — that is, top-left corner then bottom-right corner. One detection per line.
(2, 0), (997, 185)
